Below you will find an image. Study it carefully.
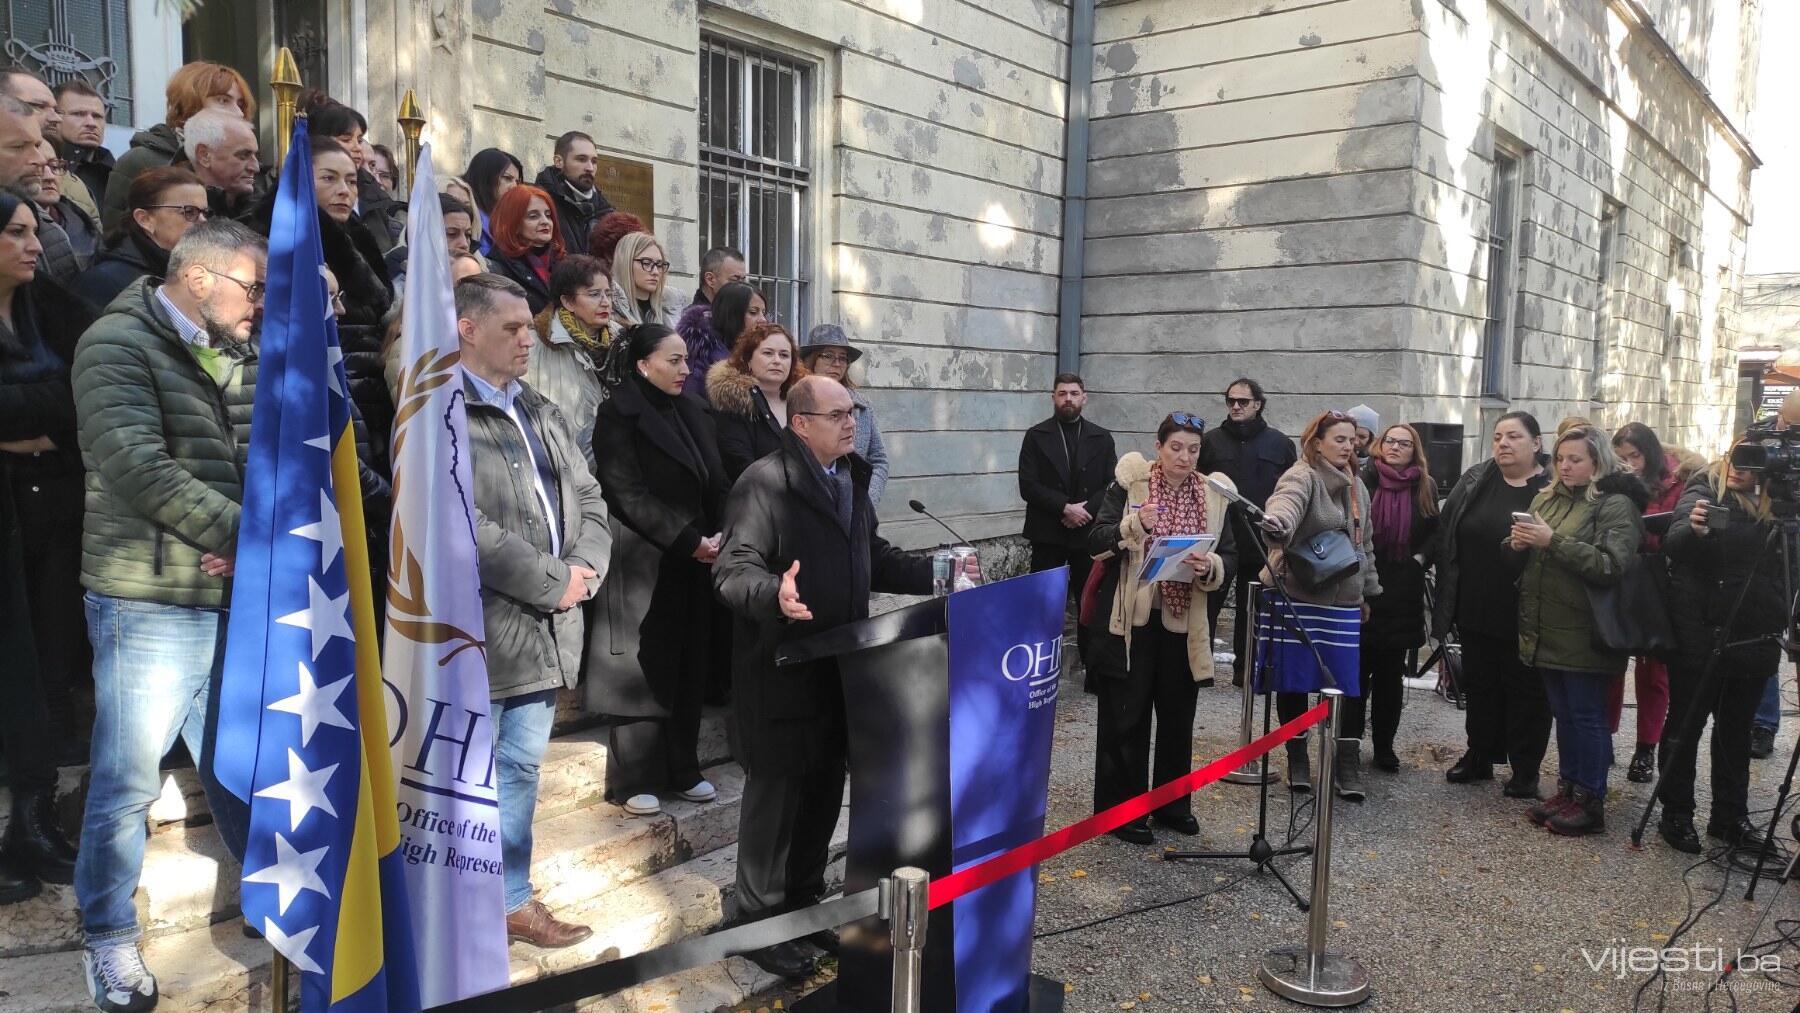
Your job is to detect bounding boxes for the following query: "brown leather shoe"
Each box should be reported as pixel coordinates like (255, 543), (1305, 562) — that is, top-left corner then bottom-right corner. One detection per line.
(506, 900), (593, 949)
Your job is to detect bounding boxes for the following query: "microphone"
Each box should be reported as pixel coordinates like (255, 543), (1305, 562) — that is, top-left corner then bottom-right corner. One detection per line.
(1204, 476), (1266, 521)
(909, 499), (972, 546)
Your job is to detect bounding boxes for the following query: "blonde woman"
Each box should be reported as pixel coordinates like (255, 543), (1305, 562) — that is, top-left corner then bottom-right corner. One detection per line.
(609, 231), (678, 327)
(1510, 427), (1646, 836)
(1655, 442), (1784, 854)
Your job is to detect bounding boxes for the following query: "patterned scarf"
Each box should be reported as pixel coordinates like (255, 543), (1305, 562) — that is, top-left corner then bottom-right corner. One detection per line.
(558, 308), (611, 358)
(1148, 463), (1207, 618)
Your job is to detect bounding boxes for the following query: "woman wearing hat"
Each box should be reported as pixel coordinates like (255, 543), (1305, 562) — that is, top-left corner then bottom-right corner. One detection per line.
(800, 324), (890, 506)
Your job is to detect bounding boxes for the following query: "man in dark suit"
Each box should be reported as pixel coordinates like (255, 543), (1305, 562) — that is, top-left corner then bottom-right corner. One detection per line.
(714, 375), (933, 981)
(1198, 377), (1297, 686)
(1018, 372), (1115, 671)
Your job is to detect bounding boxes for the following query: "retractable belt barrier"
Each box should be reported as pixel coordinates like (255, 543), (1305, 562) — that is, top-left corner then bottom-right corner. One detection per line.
(428, 704), (1332, 1012)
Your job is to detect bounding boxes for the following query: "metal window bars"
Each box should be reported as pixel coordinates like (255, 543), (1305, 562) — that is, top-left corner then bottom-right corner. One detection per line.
(699, 33), (812, 332)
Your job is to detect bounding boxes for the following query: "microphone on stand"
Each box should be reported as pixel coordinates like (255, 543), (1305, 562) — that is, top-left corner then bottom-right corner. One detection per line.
(909, 499), (972, 546)
(1205, 476), (1267, 522)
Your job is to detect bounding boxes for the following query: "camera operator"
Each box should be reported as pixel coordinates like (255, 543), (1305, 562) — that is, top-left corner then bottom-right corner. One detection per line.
(1654, 438), (1782, 854)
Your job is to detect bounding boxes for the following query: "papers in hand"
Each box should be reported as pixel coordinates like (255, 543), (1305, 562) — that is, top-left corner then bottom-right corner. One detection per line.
(1134, 534), (1218, 586)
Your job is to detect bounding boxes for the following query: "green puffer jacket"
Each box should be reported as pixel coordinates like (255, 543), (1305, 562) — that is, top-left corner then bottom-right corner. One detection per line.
(1515, 473), (1648, 674)
(73, 278), (257, 608)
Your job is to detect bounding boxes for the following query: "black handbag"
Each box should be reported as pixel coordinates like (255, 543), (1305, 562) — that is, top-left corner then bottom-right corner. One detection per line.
(1586, 552), (1675, 655)
(1285, 528), (1361, 590)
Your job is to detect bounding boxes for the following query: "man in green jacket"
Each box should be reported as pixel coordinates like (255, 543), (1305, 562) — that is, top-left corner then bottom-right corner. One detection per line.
(71, 220), (264, 1013)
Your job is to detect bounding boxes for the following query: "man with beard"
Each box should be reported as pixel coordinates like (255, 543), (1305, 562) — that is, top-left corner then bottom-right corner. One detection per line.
(0, 89), (78, 282)
(535, 130), (613, 254)
(1199, 377), (1297, 686)
(1018, 373), (1115, 674)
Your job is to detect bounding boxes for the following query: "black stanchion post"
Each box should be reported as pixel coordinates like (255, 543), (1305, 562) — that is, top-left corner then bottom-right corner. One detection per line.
(1258, 689), (1370, 1007)
(884, 868), (929, 1013)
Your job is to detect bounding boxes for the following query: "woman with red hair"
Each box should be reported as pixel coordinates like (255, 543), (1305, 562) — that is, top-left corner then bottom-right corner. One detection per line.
(485, 184), (565, 314)
(100, 61), (255, 232)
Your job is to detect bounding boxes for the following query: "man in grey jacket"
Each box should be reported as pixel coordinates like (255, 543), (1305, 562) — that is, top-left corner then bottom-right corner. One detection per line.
(457, 274), (611, 949)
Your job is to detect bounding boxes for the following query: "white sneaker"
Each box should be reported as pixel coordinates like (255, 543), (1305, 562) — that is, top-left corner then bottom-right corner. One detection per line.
(676, 779), (717, 803)
(623, 793), (661, 816)
(83, 942), (158, 1012)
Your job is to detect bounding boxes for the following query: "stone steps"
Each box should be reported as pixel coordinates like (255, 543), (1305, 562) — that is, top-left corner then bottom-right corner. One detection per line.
(0, 815), (850, 1013)
(0, 713), (734, 960)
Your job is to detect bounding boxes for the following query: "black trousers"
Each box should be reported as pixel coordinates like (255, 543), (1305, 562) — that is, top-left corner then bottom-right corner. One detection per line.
(603, 708), (704, 802)
(1093, 621), (1199, 819)
(733, 756), (846, 922)
(1458, 631), (1551, 776)
(1659, 663), (1771, 825)
(1029, 541), (1093, 662)
(1343, 647), (1408, 745)
(14, 466), (87, 735)
(1206, 511), (1266, 682)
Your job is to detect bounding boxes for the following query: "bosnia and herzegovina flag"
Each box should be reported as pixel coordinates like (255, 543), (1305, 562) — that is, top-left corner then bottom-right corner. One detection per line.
(217, 117), (421, 1011)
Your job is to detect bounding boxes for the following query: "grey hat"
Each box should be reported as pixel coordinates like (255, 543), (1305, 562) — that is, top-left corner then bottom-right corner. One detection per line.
(1347, 403), (1379, 436)
(802, 323), (862, 363)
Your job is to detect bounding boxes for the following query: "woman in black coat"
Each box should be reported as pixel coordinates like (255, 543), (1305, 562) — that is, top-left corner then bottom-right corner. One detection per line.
(1655, 446), (1786, 854)
(1358, 424), (1440, 777)
(586, 324), (731, 817)
(706, 323), (804, 483)
(73, 166), (207, 310)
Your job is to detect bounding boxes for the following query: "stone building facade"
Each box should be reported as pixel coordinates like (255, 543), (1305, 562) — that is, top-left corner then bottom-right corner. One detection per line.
(12, 0), (1764, 544)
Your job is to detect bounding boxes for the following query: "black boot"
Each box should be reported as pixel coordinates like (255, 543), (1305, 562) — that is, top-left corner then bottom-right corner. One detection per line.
(1371, 739), (1400, 773)
(1626, 744), (1656, 784)
(1657, 812), (1702, 854)
(1445, 750), (1494, 784)
(4, 790), (78, 885)
(0, 850), (39, 905)
(1286, 739), (1312, 794)
(1707, 816), (1771, 852)
(1334, 739), (1365, 802)
(1548, 787), (1605, 836)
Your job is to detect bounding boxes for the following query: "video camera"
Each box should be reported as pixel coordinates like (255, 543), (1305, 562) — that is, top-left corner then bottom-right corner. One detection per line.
(1730, 418), (1800, 507)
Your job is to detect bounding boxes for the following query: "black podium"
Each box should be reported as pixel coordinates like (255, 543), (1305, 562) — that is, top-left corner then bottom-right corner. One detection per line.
(775, 591), (1063, 1013)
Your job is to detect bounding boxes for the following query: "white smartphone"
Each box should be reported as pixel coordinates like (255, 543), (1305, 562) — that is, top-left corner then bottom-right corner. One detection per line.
(1510, 511), (1534, 524)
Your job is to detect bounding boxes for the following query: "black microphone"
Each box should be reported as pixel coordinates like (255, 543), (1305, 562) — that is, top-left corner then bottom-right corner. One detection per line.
(909, 499), (972, 546)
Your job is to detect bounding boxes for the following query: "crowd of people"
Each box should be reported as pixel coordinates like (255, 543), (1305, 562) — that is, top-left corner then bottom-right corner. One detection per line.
(0, 55), (1791, 1013)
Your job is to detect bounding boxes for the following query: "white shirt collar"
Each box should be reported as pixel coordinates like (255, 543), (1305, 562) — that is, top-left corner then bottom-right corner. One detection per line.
(467, 370), (522, 412)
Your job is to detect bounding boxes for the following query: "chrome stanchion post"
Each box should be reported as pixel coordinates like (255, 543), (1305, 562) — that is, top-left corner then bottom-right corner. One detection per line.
(885, 867), (928, 1013)
(1224, 582), (1276, 785)
(1259, 688), (1369, 1007)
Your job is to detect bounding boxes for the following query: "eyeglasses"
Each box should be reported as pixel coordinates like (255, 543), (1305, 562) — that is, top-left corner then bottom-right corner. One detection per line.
(42, 158), (67, 174)
(634, 257), (671, 273)
(1225, 397), (1257, 408)
(203, 267), (265, 302)
(795, 407), (862, 425)
(812, 350), (850, 363)
(1380, 437), (1415, 449)
(150, 204), (209, 223)
(1169, 411), (1205, 431)
(329, 291), (346, 312)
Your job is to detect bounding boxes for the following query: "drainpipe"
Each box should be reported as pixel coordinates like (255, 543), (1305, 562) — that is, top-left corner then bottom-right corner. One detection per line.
(1056, 0), (1096, 376)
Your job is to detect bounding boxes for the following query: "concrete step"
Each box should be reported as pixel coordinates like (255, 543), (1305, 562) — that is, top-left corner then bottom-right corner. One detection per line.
(0, 714), (736, 959)
(0, 802), (850, 1013)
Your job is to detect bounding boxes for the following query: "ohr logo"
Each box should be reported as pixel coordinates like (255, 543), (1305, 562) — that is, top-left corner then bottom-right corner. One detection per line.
(1000, 637), (1062, 688)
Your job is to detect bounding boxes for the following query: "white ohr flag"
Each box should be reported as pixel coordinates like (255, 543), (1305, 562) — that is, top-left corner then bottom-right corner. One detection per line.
(382, 147), (510, 1005)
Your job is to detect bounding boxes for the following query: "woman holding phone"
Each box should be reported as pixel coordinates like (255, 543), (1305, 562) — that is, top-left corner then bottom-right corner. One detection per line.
(1655, 441), (1782, 853)
(1511, 427), (1645, 836)
(1085, 413), (1236, 844)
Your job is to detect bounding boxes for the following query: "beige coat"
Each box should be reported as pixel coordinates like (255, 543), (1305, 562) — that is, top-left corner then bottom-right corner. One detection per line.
(1096, 452), (1232, 681)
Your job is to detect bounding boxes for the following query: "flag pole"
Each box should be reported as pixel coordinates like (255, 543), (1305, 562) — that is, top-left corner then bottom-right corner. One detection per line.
(270, 951), (290, 1010)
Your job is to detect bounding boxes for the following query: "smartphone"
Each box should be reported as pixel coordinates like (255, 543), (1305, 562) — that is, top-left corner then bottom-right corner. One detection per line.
(1510, 511), (1534, 524)
(1705, 504), (1731, 532)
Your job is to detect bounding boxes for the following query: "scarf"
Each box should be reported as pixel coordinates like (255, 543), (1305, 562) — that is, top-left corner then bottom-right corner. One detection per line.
(1370, 460), (1418, 561)
(526, 248), (554, 285)
(1147, 463), (1206, 618)
(558, 307), (610, 357)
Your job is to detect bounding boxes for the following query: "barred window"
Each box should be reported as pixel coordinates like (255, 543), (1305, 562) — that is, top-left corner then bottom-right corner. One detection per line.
(1481, 147), (1524, 399)
(3, 0), (134, 126)
(698, 34), (812, 331)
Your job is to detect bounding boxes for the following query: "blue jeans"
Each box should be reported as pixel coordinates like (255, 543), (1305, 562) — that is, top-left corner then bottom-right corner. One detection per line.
(490, 689), (556, 913)
(1540, 667), (1615, 798)
(1754, 673), (1782, 733)
(75, 593), (250, 945)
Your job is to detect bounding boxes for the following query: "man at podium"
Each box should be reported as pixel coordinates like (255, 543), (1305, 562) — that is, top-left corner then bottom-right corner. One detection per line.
(714, 375), (934, 980)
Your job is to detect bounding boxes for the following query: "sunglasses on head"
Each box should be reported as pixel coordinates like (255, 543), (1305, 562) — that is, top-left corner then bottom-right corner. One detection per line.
(1169, 411), (1204, 431)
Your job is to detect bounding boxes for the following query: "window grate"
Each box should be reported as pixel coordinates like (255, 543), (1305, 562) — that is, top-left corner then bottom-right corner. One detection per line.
(2, 0), (134, 125)
(1481, 150), (1523, 399)
(699, 33), (812, 332)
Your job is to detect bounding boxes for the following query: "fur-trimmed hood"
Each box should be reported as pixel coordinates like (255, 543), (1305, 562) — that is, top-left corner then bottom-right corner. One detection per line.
(706, 359), (760, 418)
(1116, 450), (1152, 487)
(1598, 470), (1651, 512)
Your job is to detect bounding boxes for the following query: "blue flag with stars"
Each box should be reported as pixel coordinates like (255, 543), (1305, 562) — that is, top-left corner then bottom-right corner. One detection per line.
(217, 119), (421, 1011)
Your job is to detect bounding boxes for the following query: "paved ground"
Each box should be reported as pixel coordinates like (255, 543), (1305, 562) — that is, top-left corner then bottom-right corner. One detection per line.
(734, 633), (1800, 1013)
